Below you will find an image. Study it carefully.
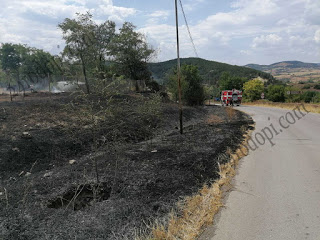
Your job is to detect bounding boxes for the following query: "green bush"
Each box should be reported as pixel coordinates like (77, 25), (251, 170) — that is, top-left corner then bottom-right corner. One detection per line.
(183, 65), (205, 106)
(167, 64), (205, 106)
(302, 91), (317, 103)
(312, 93), (320, 103)
(284, 86), (302, 102)
(267, 85), (285, 102)
(243, 79), (264, 102)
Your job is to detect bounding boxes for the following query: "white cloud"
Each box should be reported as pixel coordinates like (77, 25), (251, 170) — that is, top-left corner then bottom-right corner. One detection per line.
(146, 10), (170, 25)
(240, 50), (251, 55)
(252, 34), (283, 48)
(140, 0), (320, 64)
(231, 0), (278, 16)
(148, 10), (170, 18)
(0, 0), (137, 54)
(183, 0), (205, 12)
(1, 0), (319, 65)
(315, 30), (320, 43)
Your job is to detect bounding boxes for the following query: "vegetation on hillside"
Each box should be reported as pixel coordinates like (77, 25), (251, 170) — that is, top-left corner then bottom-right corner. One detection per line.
(149, 57), (275, 86)
(246, 61), (320, 71)
(245, 61), (320, 83)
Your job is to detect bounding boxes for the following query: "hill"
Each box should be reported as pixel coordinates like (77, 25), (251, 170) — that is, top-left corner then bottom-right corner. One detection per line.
(245, 61), (320, 83)
(149, 58), (275, 85)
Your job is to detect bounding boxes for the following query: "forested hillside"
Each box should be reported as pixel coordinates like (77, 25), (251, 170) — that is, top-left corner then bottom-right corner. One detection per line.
(149, 57), (275, 85)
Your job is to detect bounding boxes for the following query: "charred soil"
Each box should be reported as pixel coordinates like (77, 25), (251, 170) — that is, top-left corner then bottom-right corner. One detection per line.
(0, 92), (253, 239)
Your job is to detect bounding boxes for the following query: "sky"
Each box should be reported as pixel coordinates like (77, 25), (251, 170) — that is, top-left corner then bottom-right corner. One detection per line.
(0, 0), (319, 65)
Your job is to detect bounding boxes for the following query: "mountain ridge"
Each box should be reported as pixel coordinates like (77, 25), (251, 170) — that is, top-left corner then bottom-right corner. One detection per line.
(245, 61), (320, 83)
(149, 57), (275, 85)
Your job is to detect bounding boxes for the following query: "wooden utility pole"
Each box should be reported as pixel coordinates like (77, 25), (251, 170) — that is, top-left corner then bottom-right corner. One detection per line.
(175, 0), (183, 134)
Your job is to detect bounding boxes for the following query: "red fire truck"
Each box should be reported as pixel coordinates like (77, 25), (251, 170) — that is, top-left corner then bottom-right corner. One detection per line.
(221, 89), (242, 106)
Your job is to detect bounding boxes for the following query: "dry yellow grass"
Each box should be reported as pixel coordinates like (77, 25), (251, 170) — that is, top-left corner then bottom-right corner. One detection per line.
(138, 127), (254, 240)
(244, 100), (320, 114)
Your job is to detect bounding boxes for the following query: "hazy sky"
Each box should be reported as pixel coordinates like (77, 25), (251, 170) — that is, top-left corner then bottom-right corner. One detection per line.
(0, 0), (319, 65)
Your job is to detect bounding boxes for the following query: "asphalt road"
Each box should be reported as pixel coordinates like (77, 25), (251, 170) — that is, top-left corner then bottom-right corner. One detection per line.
(200, 105), (320, 240)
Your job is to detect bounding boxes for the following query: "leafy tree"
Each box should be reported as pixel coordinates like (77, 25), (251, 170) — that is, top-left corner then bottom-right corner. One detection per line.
(0, 43), (64, 94)
(0, 43), (31, 92)
(0, 43), (22, 87)
(59, 12), (99, 93)
(110, 22), (155, 91)
(267, 84), (285, 102)
(183, 65), (205, 105)
(20, 48), (55, 83)
(0, 43), (21, 74)
(0, 69), (7, 85)
(243, 79), (264, 102)
(92, 20), (116, 78)
(219, 71), (247, 90)
(168, 65), (205, 105)
(167, 69), (188, 102)
(204, 85), (215, 100)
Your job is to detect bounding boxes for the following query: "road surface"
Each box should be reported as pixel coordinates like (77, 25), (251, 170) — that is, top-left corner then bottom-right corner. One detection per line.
(200, 105), (320, 240)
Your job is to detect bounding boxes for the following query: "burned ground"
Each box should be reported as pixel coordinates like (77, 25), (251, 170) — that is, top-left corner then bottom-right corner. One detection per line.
(0, 92), (253, 239)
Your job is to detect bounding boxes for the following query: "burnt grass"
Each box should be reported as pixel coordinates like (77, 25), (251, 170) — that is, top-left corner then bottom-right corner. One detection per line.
(0, 92), (253, 239)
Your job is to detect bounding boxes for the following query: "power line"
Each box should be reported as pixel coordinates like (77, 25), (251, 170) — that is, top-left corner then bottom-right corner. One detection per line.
(178, 0), (199, 58)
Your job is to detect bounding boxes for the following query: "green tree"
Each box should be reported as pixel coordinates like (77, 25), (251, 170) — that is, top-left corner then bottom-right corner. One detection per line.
(0, 43), (32, 92)
(0, 69), (7, 85)
(183, 65), (205, 105)
(267, 84), (285, 102)
(110, 22), (154, 91)
(167, 69), (188, 101)
(0, 43), (60, 92)
(168, 65), (205, 105)
(0, 43), (21, 73)
(0, 43), (21, 86)
(243, 79), (264, 102)
(59, 12), (98, 93)
(219, 71), (247, 90)
(92, 20), (116, 78)
(20, 47), (55, 83)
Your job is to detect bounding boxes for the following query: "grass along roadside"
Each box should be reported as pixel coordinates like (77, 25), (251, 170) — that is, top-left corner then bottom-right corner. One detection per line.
(139, 124), (255, 240)
(244, 100), (320, 114)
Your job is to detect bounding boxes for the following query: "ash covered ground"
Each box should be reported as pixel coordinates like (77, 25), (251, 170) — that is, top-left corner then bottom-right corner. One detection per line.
(0, 92), (253, 239)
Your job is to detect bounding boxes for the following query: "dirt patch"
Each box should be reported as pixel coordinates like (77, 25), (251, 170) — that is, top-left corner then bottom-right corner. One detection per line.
(0, 93), (253, 239)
